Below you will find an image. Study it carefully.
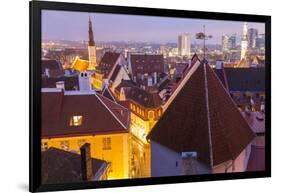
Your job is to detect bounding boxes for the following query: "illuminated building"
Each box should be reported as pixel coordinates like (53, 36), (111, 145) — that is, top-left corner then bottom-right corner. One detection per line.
(178, 33), (191, 57)
(248, 28), (258, 49)
(41, 88), (131, 180)
(147, 58), (255, 177)
(256, 34), (265, 50)
(128, 53), (164, 88)
(92, 52), (129, 90)
(114, 80), (162, 144)
(240, 22), (249, 61)
(222, 34), (236, 51)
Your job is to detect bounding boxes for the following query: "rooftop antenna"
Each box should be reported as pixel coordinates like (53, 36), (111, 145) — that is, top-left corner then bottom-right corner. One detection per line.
(196, 25), (212, 59)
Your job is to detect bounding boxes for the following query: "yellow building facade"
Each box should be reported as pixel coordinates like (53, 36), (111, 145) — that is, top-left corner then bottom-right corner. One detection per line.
(129, 101), (162, 144)
(42, 133), (130, 180)
(92, 72), (104, 90)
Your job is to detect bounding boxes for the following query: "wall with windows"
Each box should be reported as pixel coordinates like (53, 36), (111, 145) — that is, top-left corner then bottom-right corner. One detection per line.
(42, 133), (130, 180)
(129, 102), (162, 144)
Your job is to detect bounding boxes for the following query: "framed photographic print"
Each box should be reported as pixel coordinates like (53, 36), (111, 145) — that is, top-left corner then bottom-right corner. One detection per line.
(30, 1), (271, 192)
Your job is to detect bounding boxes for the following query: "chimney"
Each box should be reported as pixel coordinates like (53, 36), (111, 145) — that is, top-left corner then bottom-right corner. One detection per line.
(45, 68), (50, 77)
(181, 152), (198, 175)
(80, 143), (93, 181)
(216, 60), (224, 69)
(56, 81), (65, 90)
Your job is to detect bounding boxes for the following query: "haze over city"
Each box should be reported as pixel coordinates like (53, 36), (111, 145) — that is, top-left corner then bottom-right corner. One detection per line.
(42, 10), (265, 44)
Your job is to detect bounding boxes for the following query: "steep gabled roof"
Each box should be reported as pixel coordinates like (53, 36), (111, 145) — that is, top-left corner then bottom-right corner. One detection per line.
(147, 61), (255, 167)
(130, 54), (164, 75)
(115, 79), (162, 108)
(42, 90), (129, 138)
(42, 147), (108, 184)
(97, 52), (121, 77)
(99, 52), (120, 66)
(101, 86), (117, 103)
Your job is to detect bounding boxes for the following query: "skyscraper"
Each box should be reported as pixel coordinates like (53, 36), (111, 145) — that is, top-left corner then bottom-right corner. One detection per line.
(178, 33), (191, 57)
(228, 34), (236, 50)
(88, 16), (97, 70)
(222, 34), (236, 51)
(255, 34), (265, 50)
(222, 34), (229, 51)
(240, 22), (248, 60)
(248, 28), (258, 49)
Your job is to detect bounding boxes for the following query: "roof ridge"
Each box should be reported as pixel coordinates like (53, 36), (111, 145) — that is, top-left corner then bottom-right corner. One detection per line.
(203, 63), (214, 167)
(95, 93), (128, 130)
(206, 64), (255, 165)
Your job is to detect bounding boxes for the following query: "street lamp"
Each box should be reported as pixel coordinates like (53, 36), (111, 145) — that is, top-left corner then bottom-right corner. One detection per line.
(196, 25), (212, 58)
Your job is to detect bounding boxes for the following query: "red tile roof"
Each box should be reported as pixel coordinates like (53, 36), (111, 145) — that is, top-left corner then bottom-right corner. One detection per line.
(147, 61), (255, 167)
(42, 90), (129, 138)
(97, 52), (120, 77)
(42, 59), (61, 72)
(42, 76), (79, 91)
(115, 79), (162, 108)
(130, 54), (164, 76)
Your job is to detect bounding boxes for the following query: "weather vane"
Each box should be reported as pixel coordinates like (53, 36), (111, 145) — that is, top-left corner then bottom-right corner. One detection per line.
(196, 25), (212, 58)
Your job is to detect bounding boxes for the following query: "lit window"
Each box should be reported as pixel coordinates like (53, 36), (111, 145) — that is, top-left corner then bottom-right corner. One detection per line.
(102, 137), (111, 150)
(41, 142), (48, 151)
(61, 141), (70, 151)
(148, 111), (154, 120)
(158, 110), (161, 117)
(70, 115), (83, 126)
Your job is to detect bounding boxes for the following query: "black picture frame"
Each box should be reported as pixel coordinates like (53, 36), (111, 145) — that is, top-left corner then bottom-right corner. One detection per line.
(30, 1), (271, 192)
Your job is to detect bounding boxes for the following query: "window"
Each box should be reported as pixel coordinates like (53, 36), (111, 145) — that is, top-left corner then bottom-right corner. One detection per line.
(60, 141), (70, 151)
(102, 137), (111, 150)
(70, 115), (83, 126)
(41, 142), (48, 151)
(148, 111), (154, 120)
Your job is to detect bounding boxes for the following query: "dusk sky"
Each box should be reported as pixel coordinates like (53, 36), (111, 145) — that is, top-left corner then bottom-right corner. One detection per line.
(42, 10), (265, 44)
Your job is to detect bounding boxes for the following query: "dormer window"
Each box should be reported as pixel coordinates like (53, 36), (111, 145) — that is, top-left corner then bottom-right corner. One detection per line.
(70, 115), (83, 126)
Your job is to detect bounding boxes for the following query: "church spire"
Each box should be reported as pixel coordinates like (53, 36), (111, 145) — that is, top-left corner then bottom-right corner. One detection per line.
(88, 16), (95, 46)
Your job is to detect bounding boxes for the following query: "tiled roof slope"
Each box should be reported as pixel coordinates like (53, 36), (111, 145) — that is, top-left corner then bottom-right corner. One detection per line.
(148, 61), (255, 167)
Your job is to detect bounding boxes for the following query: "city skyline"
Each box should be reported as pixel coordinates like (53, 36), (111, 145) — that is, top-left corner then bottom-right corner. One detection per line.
(42, 10), (265, 44)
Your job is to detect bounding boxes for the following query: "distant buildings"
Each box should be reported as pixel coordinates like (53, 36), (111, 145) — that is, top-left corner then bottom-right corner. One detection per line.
(41, 15), (266, 181)
(248, 28), (258, 49)
(92, 52), (129, 90)
(222, 34), (236, 51)
(241, 22), (249, 61)
(178, 33), (191, 57)
(214, 67), (265, 111)
(147, 58), (255, 177)
(128, 53), (164, 88)
(255, 34), (265, 50)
